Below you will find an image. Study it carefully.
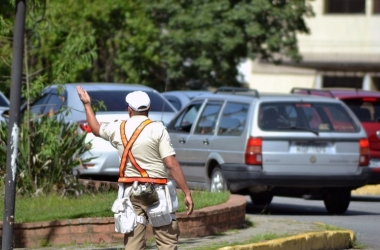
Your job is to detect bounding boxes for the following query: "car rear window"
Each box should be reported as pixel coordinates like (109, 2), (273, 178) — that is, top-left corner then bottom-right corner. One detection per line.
(259, 102), (360, 132)
(163, 94), (182, 110)
(343, 98), (380, 123)
(88, 90), (175, 112)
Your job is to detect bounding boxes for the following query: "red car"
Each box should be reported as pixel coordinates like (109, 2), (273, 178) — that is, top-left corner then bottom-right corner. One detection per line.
(291, 88), (380, 185)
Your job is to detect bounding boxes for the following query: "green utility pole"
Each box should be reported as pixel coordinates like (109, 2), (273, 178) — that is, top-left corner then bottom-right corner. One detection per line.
(2, 0), (27, 249)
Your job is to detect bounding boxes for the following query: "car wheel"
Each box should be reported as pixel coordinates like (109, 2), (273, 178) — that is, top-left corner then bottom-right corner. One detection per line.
(323, 188), (351, 214)
(250, 192), (273, 206)
(210, 167), (228, 192)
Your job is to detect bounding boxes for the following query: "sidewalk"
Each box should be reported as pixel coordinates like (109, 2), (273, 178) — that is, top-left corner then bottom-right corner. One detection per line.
(13, 188), (380, 250)
(176, 214), (346, 250)
(14, 214), (354, 250)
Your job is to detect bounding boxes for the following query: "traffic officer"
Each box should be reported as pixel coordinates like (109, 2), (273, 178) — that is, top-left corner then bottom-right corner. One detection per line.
(76, 86), (194, 250)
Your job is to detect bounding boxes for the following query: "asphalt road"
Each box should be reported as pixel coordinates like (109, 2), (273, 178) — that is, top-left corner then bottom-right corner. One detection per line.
(246, 195), (380, 249)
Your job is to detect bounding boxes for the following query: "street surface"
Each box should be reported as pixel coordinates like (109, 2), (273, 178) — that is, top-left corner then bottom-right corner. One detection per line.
(246, 195), (380, 249)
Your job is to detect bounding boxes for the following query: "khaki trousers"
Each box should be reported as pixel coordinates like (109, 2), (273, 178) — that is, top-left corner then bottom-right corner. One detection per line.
(124, 191), (179, 250)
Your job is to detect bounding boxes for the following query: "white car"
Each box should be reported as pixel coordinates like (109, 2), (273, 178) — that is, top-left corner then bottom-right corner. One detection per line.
(0, 91), (10, 124)
(13, 83), (178, 178)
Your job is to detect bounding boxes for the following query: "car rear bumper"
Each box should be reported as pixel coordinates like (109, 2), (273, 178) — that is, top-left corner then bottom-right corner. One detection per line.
(368, 168), (380, 184)
(220, 164), (372, 193)
(368, 158), (380, 184)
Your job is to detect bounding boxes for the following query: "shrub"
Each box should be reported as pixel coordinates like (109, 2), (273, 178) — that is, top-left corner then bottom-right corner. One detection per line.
(0, 113), (94, 196)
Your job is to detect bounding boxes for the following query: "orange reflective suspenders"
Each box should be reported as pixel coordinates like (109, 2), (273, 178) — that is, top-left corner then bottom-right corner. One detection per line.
(118, 119), (168, 184)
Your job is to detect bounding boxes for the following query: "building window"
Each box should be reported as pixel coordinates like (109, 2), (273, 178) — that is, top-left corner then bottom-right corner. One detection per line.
(374, 0), (380, 13)
(323, 76), (362, 89)
(325, 0), (365, 14)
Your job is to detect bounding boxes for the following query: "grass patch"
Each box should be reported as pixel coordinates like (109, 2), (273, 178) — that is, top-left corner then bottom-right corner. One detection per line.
(0, 190), (230, 223)
(178, 190), (230, 211)
(245, 217), (255, 228)
(351, 240), (367, 249)
(314, 222), (344, 231)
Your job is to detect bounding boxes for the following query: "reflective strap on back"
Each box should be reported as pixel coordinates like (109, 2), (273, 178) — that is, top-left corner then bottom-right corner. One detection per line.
(119, 119), (153, 178)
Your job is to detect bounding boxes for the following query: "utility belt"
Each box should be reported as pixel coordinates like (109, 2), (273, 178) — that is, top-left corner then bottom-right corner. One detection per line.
(111, 180), (179, 234)
(117, 177), (168, 184)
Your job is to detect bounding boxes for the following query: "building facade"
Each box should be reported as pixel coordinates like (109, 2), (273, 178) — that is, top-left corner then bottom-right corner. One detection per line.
(243, 0), (380, 93)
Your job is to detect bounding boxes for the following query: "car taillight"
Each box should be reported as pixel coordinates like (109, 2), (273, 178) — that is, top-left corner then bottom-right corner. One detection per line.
(78, 120), (92, 133)
(245, 137), (262, 165)
(82, 163), (95, 169)
(362, 98), (377, 102)
(359, 138), (369, 166)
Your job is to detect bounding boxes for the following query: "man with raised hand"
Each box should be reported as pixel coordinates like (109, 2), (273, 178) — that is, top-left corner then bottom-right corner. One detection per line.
(76, 86), (193, 250)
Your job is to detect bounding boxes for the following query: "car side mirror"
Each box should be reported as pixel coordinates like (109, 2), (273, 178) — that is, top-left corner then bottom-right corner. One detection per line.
(179, 124), (192, 133)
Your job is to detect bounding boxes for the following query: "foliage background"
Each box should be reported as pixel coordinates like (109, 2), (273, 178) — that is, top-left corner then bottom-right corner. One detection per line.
(0, 0), (313, 97)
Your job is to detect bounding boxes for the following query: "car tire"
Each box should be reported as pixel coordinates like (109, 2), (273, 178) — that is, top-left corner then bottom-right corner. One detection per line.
(250, 192), (273, 206)
(323, 188), (351, 214)
(210, 167), (228, 192)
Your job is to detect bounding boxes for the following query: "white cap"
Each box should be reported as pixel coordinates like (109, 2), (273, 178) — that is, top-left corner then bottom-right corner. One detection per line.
(125, 91), (151, 111)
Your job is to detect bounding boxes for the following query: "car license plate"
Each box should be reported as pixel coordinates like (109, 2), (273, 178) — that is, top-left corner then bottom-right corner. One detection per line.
(370, 158), (380, 167)
(294, 142), (328, 154)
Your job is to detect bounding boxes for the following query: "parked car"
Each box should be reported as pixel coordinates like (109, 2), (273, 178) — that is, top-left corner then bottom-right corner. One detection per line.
(166, 87), (371, 214)
(0, 91), (10, 124)
(3, 83), (177, 178)
(161, 90), (211, 111)
(291, 88), (380, 185)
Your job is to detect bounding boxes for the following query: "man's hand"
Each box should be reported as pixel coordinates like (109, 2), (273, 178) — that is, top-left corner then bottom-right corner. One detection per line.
(184, 194), (194, 216)
(76, 85), (100, 136)
(76, 86), (91, 105)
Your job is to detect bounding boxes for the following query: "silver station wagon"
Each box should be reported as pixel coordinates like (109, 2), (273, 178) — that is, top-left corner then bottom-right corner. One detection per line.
(166, 87), (372, 214)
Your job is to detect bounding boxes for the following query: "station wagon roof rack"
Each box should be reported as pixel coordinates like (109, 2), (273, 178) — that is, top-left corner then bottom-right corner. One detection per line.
(214, 86), (260, 98)
(290, 87), (335, 98)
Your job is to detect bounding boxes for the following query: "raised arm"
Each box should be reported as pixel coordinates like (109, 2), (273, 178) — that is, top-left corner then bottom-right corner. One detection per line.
(76, 86), (100, 136)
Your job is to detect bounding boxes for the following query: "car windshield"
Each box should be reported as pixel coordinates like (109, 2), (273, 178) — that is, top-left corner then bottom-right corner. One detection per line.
(259, 102), (360, 132)
(88, 90), (175, 112)
(343, 98), (380, 122)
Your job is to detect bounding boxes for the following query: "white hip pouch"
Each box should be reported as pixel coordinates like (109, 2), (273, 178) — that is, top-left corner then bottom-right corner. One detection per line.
(112, 183), (146, 234)
(146, 181), (179, 227)
(165, 180), (179, 213)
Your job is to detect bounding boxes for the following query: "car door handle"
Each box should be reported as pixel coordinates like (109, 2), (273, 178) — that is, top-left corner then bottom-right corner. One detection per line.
(179, 138), (186, 144)
(203, 138), (209, 145)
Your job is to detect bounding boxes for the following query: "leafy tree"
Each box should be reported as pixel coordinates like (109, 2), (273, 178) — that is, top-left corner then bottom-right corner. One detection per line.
(0, 0), (96, 196)
(0, 0), (97, 99)
(0, 0), (15, 96)
(72, 0), (314, 91)
(146, 0), (313, 90)
(60, 0), (163, 89)
(0, 0), (313, 95)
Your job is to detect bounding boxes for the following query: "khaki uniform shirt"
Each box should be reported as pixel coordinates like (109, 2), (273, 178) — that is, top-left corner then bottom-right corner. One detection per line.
(99, 115), (175, 179)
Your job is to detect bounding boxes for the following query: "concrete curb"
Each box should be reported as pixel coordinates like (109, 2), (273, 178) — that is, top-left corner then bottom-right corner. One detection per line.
(218, 230), (355, 250)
